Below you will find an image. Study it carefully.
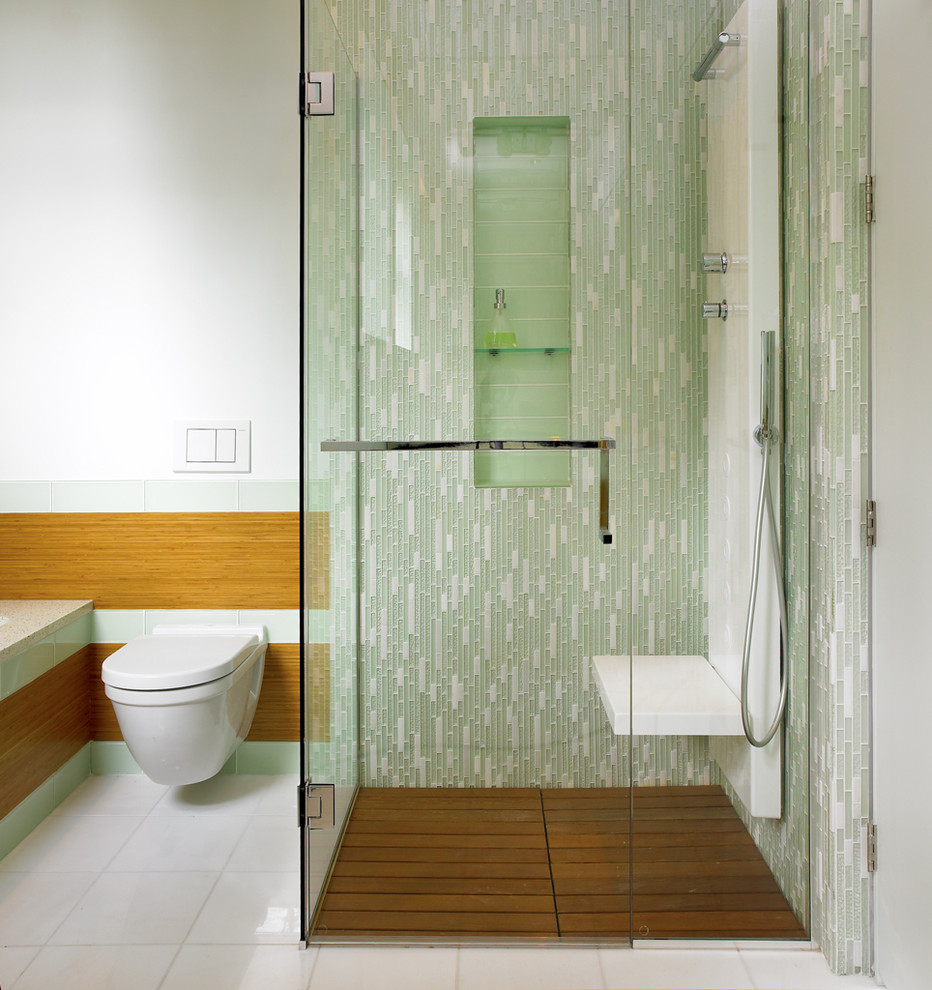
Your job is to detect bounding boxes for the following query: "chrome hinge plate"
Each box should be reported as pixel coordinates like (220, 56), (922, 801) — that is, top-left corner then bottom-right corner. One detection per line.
(865, 175), (875, 224)
(867, 822), (878, 872)
(299, 783), (335, 830)
(866, 499), (877, 547)
(301, 71), (334, 117)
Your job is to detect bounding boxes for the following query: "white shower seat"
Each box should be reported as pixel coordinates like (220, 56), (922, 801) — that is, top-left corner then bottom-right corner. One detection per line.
(591, 654), (743, 736)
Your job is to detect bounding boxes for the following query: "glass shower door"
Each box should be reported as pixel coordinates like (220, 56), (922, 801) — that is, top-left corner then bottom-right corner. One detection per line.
(299, 0), (359, 938)
(312, 12), (633, 931)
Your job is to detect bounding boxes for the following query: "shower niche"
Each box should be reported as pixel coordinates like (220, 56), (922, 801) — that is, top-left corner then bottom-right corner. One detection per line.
(473, 116), (572, 488)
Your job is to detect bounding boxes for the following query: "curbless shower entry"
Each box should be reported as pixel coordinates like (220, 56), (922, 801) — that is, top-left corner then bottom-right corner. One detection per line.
(300, 0), (811, 945)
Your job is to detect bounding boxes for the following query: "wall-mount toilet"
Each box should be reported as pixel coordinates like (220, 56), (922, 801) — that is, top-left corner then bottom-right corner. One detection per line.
(101, 624), (268, 785)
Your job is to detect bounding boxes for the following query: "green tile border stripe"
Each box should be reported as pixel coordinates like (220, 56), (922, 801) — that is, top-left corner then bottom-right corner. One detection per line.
(0, 745), (90, 862)
(90, 741), (299, 777)
(0, 480), (299, 513)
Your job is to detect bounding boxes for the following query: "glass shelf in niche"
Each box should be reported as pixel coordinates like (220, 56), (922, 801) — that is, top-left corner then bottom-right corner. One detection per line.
(474, 346), (571, 356)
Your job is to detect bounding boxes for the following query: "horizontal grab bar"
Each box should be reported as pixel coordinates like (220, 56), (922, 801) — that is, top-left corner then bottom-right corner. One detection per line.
(320, 438), (616, 545)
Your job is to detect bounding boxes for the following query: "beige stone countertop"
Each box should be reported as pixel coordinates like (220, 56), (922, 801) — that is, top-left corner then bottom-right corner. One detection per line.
(0, 600), (94, 662)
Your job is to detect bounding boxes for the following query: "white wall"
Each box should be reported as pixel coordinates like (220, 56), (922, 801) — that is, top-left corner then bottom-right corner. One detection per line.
(0, 0), (298, 483)
(872, 1), (932, 987)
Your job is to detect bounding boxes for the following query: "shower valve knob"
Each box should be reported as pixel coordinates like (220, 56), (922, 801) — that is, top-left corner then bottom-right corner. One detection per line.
(701, 252), (729, 274)
(702, 300), (728, 320)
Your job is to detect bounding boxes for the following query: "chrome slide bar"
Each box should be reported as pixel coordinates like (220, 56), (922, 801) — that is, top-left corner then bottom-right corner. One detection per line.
(320, 438), (616, 545)
(740, 332), (789, 747)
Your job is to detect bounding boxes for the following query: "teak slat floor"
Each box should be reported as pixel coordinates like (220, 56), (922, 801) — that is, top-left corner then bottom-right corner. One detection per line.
(312, 786), (807, 941)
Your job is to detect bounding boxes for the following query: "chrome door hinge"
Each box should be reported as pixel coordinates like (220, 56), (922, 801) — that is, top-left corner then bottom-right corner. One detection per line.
(300, 71), (334, 117)
(866, 499), (877, 547)
(298, 783), (335, 830)
(865, 175), (875, 224)
(867, 822), (878, 872)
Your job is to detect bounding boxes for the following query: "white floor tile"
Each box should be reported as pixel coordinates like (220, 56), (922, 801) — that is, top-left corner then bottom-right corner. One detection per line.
(50, 871), (219, 945)
(151, 776), (267, 817)
(161, 944), (318, 990)
(0, 815), (143, 873)
(635, 939), (742, 950)
(252, 774), (300, 816)
(726, 940), (812, 951)
(107, 815), (250, 872)
(226, 816), (300, 872)
(11, 945), (176, 990)
(51, 774), (168, 817)
(310, 946), (458, 990)
(0, 946), (38, 987)
(0, 872), (96, 945)
(4, 772), (865, 990)
(738, 949), (878, 988)
(186, 872), (301, 944)
(458, 947), (607, 990)
(600, 948), (754, 989)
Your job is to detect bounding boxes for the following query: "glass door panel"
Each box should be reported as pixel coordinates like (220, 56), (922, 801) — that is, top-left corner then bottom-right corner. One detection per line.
(300, 0), (359, 937)
(338, 1), (633, 942)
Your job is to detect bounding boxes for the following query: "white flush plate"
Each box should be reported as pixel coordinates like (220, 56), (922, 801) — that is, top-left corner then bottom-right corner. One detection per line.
(173, 420), (251, 473)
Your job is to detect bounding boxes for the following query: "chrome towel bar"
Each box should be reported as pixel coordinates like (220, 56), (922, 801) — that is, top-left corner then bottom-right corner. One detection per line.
(320, 438), (616, 545)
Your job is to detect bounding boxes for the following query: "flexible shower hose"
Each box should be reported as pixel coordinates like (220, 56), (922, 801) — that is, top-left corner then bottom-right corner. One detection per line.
(740, 436), (789, 748)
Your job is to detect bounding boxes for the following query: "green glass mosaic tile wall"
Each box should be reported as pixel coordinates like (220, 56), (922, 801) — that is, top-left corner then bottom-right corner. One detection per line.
(328, 0), (716, 790)
(628, 0), (710, 664)
(808, 0), (872, 974)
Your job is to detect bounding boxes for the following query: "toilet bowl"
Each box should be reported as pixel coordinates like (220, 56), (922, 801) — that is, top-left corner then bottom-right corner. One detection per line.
(101, 624), (268, 785)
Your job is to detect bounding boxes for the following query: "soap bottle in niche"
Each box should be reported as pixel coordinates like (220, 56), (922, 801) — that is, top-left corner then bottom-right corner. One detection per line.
(484, 289), (517, 349)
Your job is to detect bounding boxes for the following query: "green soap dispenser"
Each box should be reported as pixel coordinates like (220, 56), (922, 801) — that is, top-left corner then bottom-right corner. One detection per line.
(484, 289), (517, 349)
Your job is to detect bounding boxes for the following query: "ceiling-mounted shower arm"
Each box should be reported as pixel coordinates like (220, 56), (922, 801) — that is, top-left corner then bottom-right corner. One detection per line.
(320, 438), (616, 546)
(692, 30), (742, 82)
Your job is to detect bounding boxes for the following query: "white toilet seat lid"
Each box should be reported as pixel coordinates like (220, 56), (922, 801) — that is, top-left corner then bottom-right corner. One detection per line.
(101, 633), (259, 691)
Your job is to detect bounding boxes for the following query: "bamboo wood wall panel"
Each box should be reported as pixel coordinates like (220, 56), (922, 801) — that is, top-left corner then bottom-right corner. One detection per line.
(248, 643), (301, 742)
(0, 648), (91, 820)
(87, 642), (329, 743)
(0, 512), (327, 610)
(88, 644), (122, 739)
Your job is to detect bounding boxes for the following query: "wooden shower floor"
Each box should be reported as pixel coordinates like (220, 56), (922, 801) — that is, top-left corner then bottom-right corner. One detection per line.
(311, 785), (807, 941)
